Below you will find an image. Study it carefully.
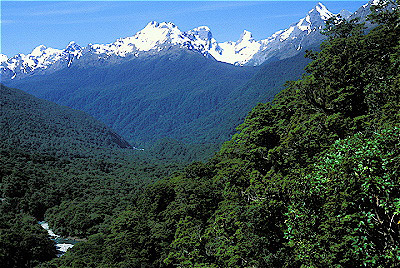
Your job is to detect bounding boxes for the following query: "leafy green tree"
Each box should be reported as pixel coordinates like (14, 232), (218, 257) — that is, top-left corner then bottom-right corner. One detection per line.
(0, 213), (56, 268)
(286, 128), (400, 267)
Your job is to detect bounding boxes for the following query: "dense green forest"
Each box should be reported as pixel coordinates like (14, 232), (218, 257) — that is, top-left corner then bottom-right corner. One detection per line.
(0, 84), (131, 153)
(1, 1), (400, 267)
(0, 85), (191, 266)
(41, 2), (400, 267)
(5, 47), (309, 148)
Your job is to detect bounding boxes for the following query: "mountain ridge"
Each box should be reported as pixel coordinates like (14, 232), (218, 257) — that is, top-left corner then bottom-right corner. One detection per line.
(1, 1), (378, 80)
(0, 83), (132, 153)
(3, 50), (259, 147)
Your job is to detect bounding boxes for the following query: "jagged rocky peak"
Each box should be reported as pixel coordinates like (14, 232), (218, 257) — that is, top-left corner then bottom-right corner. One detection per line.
(316, 2), (334, 19)
(145, 21), (176, 29)
(363, 0), (381, 8)
(277, 2), (334, 41)
(274, 2), (333, 41)
(31, 45), (48, 56)
(186, 26), (217, 54)
(238, 30), (254, 43)
(350, 0), (382, 24)
(129, 21), (185, 48)
(126, 21), (181, 40)
(338, 9), (353, 19)
(246, 2), (336, 66)
(140, 21), (180, 35)
(308, 2), (334, 22)
(31, 44), (64, 55)
(65, 41), (82, 52)
(188, 26), (213, 41)
(192, 25), (211, 32)
(87, 20), (186, 56)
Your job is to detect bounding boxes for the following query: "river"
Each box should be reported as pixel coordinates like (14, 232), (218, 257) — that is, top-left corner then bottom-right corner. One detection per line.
(39, 221), (80, 257)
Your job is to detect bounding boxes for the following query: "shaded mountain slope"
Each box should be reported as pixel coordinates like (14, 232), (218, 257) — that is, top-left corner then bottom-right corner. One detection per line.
(171, 52), (312, 143)
(0, 84), (131, 154)
(4, 50), (258, 147)
(0, 84), (188, 251)
(5, 50), (311, 148)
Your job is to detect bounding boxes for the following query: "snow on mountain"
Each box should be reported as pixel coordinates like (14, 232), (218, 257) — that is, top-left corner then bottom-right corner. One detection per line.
(246, 2), (334, 65)
(1, 42), (83, 79)
(122, 21), (180, 51)
(89, 21), (188, 56)
(339, 9), (353, 19)
(0, 54), (8, 63)
(5, 46), (62, 73)
(64, 42), (83, 67)
(0, 1), (371, 79)
(0, 54), (9, 78)
(86, 2), (336, 66)
(276, 2), (333, 40)
(186, 26), (220, 56)
(1, 21), (219, 80)
(209, 30), (261, 65)
(352, 0), (398, 25)
(363, 0), (380, 9)
(350, 0), (387, 25)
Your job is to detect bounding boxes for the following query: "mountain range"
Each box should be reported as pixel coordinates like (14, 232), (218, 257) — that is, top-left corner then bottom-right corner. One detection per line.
(1, 0), (378, 150)
(0, 1), (377, 81)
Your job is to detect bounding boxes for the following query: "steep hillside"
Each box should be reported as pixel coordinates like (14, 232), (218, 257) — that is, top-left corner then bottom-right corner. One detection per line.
(171, 52), (312, 143)
(4, 50), (311, 148)
(4, 50), (258, 146)
(0, 84), (131, 154)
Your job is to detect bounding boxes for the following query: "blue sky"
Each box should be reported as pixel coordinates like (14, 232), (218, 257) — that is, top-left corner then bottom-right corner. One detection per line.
(1, 1), (366, 57)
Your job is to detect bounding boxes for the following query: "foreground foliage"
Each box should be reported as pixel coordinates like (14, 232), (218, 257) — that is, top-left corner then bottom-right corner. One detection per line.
(0, 212), (56, 267)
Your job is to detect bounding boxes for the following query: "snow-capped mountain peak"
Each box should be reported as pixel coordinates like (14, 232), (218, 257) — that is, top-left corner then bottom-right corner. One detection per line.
(245, 2), (336, 66)
(0, 1), (373, 79)
(188, 26), (213, 41)
(133, 21), (184, 50)
(313, 2), (334, 20)
(88, 21), (190, 57)
(362, 0), (381, 9)
(65, 41), (82, 52)
(338, 9), (353, 19)
(350, 0), (385, 26)
(1, 41), (84, 77)
(272, 2), (333, 42)
(184, 26), (219, 57)
(206, 29), (261, 65)
(30, 45), (48, 57)
(238, 30), (254, 43)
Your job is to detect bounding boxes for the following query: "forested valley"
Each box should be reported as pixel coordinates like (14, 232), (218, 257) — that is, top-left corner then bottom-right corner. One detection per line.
(1, 1), (400, 267)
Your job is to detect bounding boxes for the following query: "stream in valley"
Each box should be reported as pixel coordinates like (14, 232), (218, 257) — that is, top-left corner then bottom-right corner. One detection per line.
(39, 221), (80, 257)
